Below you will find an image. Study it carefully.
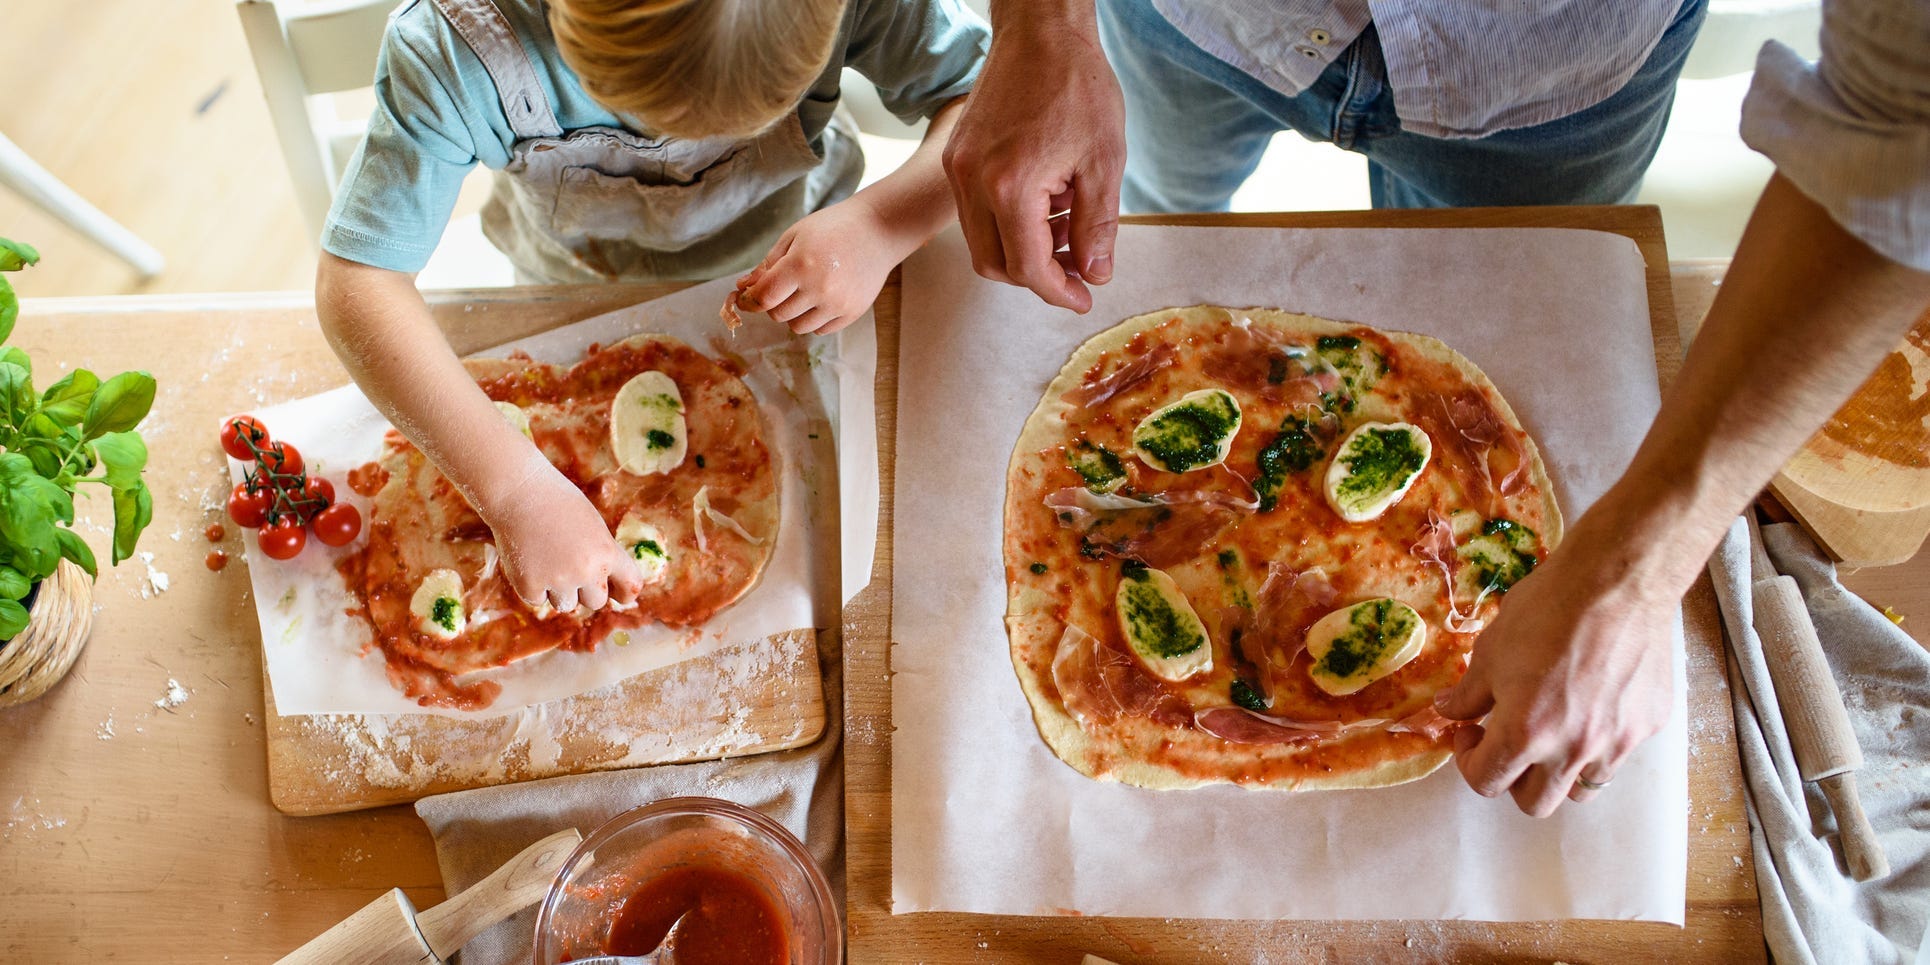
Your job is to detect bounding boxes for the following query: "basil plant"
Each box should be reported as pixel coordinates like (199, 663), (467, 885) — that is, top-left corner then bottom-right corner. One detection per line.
(0, 238), (156, 638)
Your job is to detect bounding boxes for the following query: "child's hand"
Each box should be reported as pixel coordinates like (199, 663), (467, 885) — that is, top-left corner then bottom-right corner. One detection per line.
(733, 198), (908, 335)
(482, 455), (642, 613)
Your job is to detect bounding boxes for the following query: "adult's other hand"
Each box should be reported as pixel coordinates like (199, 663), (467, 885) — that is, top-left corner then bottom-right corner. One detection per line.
(943, 1), (1124, 313)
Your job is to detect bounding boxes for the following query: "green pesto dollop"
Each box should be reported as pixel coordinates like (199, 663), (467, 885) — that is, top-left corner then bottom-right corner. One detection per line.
(1133, 390), (1241, 473)
(1029, 562), (1048, 575)
(1253, 415), (1327, 511)
(1230, 678), (1267, 711)
(1118, 568), (1204, 659)
(1458, 520), (1540, 593)
(631, 539), (665, 561)
(1316, 333), (1388, 406)
(645, 428), (676, 450)
(1315, 598), (1415, 681)
(1334, 427), (1427, 503)
(1066, 440), (1126, 492)
(431, 596), (461, 633)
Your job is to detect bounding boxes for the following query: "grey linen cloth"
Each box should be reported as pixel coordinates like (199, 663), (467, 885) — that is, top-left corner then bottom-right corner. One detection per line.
(413, 629), (844, 965)
(1708, 519), (1930, 964)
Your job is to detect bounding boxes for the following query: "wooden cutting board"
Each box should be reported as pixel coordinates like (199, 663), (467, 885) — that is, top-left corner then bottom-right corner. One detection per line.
(255, 286), (830, 815)
(844, 207), (1765, 962)
(1768, 308), (1930, 567)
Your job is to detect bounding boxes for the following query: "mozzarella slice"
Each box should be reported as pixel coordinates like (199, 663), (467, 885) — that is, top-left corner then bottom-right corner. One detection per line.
(1114, 563), (1212, 682)
(409, 568), (467, 640)
(1324, 421), (1431, 522)
(494, 401), (532, 439)
(1132, 388), (1242, 474)
(614, 515), (670, 584)
(610, 371), (688, 476)
(1306, 598), (1427, 696)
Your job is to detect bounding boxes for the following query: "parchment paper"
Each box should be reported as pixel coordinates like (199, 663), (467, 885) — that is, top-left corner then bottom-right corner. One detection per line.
(236, 277), (877, 719)
(891, 225), (1690, 922)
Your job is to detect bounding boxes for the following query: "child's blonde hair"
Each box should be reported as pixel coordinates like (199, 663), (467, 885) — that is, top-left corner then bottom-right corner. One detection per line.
(550, 0), (846, 141)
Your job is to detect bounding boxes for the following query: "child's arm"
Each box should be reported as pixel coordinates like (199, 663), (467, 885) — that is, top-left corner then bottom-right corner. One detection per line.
(733, 96), (970, 334)
(315, 253), (643, 612)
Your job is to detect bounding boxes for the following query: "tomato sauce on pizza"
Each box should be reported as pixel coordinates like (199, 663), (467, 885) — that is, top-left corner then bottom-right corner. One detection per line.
(336, 335), (779, 711)
(1005, 307), (1561, 790)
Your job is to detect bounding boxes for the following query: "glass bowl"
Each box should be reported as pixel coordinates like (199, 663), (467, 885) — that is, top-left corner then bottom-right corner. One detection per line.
(533, 796), (841, 964)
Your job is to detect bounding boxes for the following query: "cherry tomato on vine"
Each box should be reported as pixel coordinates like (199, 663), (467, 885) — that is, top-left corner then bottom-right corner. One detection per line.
(227, 481), (271, 529)
(257, 518), (307, 560)
(284, 475), (333, 507)
(220, 415), (270, 461)
(262, 441), (304, 477)
(312, 503), (362, 547)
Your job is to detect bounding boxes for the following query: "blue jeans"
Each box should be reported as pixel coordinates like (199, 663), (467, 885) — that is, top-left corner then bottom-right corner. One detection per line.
(1098, 0), (1709, 211)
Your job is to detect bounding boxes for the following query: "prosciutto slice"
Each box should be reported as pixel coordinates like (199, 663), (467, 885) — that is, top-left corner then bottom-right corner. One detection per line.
(1416, 390), (1529, 512)
(1200, 321), (1343, 405)
(1062, 343), (1177, 407)
(1387, 701), (1464, 741)
(1043, 485), (1246, 568)
(1409, 509), (1494, 632)
(1051, 624), (1188, 726)
(1194, 707), (1390, 745)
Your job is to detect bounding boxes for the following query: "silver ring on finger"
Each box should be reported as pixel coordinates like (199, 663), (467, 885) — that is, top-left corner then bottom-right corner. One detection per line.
(1576, 774), (1612, 792)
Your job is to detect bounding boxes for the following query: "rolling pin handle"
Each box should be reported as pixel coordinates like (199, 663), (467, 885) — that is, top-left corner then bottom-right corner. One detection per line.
(1819, 774), (1889, 882)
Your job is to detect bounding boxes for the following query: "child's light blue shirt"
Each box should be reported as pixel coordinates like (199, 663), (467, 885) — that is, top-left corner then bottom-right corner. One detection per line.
(323, 0), (988, 273)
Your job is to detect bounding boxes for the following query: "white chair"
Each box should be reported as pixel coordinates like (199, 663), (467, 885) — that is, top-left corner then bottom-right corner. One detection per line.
(236, 0), (513, 287)
(0, 131), (165, 278)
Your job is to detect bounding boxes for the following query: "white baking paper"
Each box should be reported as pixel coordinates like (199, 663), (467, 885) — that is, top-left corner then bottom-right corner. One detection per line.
(891, 225), (1690, 922)
(238, 277), (877, 719)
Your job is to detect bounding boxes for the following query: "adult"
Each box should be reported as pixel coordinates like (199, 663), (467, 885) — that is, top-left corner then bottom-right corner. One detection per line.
(944, 0), (1930, 815)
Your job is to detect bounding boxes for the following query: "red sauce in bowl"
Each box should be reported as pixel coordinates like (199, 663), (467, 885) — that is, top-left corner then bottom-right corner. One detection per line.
(601, 866), (788, 965)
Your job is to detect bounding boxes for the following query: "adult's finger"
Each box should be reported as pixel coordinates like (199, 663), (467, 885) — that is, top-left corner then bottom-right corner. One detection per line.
(1066, 164), (1122, 286)
(1510, 762), (1579, 818)
(995, 184), (1089, 312)
(608, 562), (643, 607)
(946, 152), (1012, 285)
(1567, 761), (1616, 804)
(1434, 665), (1496, 721)
(1453, 721), (1536, 799)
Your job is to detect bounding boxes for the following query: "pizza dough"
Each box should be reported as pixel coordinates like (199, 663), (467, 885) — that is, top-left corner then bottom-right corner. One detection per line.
(1004, 306), (1561, 790)
(337, 334), (780, 711)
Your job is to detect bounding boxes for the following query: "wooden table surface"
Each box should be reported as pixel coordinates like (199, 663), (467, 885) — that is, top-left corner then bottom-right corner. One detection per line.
(0, 216), (1920, 963)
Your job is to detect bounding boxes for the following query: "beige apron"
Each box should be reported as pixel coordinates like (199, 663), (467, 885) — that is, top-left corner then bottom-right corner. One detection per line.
(431, 0), (864, 284)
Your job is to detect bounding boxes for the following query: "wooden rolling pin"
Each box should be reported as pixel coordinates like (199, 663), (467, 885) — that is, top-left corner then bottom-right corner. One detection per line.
(1746, 515), (1889, 882)
(276, 828), (582, 965)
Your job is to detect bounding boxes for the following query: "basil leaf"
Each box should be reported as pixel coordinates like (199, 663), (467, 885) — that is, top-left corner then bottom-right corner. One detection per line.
(93, 431), (147, 491)
(0, 347), (29, 376)
(0, 450), (73, 526)
(53, 529), (96, 581)
(0, 563), (30, 599)
(83, 371), (155, 439)
(0, 598), (28, 641)
(0, 362), (32, 422)
(40, 368), (98, 426)
(0, 278), (15, 346)
(0, 238), (39, 272)
(22, 410), (61, 441)
(0, 486), (60, 576)
(111, 480), (153, 564)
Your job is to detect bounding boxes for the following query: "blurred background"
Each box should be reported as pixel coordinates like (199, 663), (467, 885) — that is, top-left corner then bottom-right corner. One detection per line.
(0, 0), (1819, 298)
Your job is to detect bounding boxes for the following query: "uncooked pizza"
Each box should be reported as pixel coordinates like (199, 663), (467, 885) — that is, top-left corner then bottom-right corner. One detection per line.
(337, 334), (779, 711)
(1004, 306), (1561, 790)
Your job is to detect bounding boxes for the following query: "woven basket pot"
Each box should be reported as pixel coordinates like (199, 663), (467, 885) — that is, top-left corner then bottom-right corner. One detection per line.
(0, 559), (95, 707)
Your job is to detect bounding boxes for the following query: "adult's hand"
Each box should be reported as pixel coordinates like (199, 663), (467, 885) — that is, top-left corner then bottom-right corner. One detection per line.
(943, 0), (1124, 313)
(1433, 505), (1677, 817)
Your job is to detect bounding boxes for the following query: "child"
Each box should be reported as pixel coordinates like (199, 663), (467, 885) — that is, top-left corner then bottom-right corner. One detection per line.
(315, 0), (986, 614)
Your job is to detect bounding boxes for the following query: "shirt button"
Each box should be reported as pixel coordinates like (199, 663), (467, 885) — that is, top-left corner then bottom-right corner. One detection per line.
(1308, 28), (1332, 44)
(1296, 45), (1320, 59)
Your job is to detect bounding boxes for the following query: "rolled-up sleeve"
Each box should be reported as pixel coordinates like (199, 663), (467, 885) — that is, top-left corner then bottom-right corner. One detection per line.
(1740, 0), (1930, 270)
(843, 0), (990, 124)
(321, 27), (478, 274)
